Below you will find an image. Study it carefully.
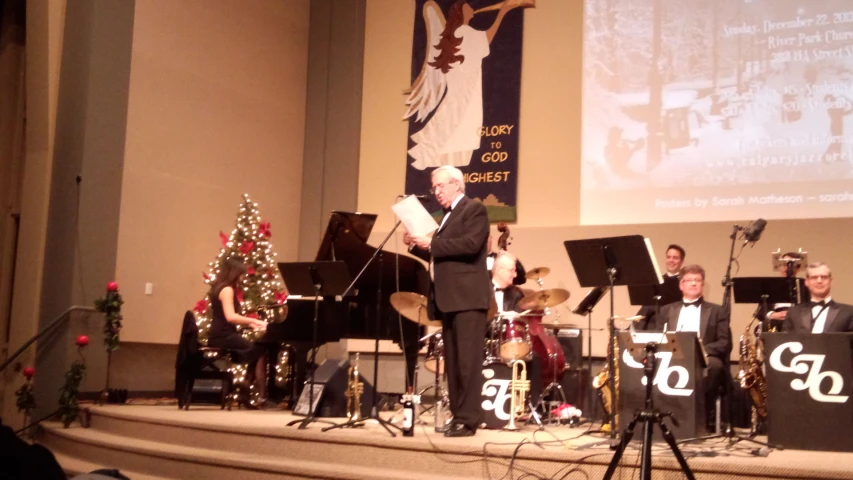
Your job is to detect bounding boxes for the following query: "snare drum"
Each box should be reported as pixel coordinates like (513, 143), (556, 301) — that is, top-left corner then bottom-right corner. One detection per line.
(424, 332), (445, 375)
(499, 317), (531, 362)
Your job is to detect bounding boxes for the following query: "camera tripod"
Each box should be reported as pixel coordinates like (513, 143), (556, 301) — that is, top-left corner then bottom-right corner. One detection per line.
(603, 342), (695, 480)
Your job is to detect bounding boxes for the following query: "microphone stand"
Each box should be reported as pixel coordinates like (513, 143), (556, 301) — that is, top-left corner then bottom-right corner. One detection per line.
(323, 220), (405, 436)
(679, 224), (780, 451)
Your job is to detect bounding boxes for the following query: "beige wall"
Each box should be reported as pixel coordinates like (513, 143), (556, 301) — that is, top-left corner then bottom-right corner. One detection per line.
(359, 0), (853, 357)
(116, 0), (311, 344)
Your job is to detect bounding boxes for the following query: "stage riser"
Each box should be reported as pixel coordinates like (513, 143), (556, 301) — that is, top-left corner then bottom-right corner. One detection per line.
(38, 406), (853, 480)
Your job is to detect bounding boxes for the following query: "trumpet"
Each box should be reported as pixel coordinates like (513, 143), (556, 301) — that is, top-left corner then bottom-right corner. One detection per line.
(474, 0), (536, 14)
(345, 353), (364, 421)
(505, 359), (530, 431)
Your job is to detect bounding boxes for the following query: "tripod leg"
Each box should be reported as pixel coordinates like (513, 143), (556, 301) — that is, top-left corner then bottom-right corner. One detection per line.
(603, 416), (639, 480)
(658, 418), (696, 480)
(640, 417), (654, 480)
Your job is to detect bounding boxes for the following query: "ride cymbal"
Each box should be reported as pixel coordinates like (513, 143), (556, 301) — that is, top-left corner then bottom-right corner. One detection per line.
(390, 292), (440, 327)
(525, 267), (551, 280)
(518, 288), (570, 310)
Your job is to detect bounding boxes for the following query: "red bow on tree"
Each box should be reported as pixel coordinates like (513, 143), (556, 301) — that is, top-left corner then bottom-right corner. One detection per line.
(274, 291), (288, 304)
(259, 221), (272, 238)
(202, 272), (210, 281)
(193, 299), (209, 314)
(219, 231), (229, 247)
(246, 312), (259, 319)
(239, 241), (254, 255)
(236, 290), (245, 303)
(247, 266), (256, 275)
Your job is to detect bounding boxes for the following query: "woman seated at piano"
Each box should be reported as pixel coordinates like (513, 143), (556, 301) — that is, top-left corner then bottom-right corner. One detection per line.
(208, 258), (270, 408)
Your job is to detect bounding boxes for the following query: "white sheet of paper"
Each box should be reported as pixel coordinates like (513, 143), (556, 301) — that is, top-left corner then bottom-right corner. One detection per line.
(392, 195), (439, 237)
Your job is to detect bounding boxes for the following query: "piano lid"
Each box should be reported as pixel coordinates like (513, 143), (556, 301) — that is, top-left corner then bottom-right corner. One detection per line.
(315, 211), (428, 298)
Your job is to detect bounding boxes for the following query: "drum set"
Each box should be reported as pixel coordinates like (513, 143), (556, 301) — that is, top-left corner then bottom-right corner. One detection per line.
(390, 266), (576, 431)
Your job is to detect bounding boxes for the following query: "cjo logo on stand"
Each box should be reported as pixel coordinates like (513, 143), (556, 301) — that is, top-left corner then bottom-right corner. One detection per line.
(768, 342), (850, 403)
(481, 367), (511, 420)
(622, 350), (693, 396)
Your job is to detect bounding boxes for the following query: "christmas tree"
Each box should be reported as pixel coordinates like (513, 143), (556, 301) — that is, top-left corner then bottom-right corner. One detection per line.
(194, 194), (288, 343)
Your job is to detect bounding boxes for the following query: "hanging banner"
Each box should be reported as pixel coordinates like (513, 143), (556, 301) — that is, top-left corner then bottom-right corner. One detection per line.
(402, 0), (533, 222)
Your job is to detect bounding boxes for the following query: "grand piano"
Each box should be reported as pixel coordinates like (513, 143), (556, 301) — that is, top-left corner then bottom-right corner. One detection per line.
(259, 211), (430, 403)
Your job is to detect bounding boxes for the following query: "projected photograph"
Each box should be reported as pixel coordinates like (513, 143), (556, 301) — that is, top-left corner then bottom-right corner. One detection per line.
(580, 0), (853, 224)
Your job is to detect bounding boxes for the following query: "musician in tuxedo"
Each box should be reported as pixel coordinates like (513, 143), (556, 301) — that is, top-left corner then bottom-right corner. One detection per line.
(652, 264), (731, 425)
(638, 244), (686, 329)
(783, 262), (853, 333)
(405, 165), (491, 437)
(491, 252), (542, 404)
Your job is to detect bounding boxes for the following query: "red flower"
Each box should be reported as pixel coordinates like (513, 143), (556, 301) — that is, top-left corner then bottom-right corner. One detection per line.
(259, 221), (272, 238)
(247, 266), (256, 275)
(75, 335), (90, 347)
(106, 282), (119, 292)
(274, 291), (288, 305)
(193, 299), (209, 314)
(22, 367), (35, 379)
(239, 241), (254, 255)
(219, 231), (229, 247)
(236, 290), (244, 303)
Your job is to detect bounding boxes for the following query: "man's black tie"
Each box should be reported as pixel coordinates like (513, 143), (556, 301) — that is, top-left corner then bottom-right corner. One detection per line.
(442, 207), (451, 215)
(810, 300), (828, 308)
(683, 298), (703, 307)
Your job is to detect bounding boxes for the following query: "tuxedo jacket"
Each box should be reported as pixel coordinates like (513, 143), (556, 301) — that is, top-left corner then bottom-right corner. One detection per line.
(782, 301), (853, 333)
(411, 195), (491, 313)
(652, 299), (732, 359)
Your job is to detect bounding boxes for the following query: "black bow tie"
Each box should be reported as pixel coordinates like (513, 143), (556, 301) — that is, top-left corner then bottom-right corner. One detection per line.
(442, 207), (452, 215)
(683, 298), (703, 307)
(810, 300), (829, 308)
(494, 286), (506, 292)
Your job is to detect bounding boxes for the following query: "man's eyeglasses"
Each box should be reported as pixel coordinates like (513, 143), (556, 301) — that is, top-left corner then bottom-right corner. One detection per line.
(429, 182), (453, 195)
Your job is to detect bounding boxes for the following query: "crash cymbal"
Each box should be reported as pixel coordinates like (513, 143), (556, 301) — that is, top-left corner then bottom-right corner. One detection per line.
(518, 288), (570, 311)
(525, 267), (551, 280)
(390, 292), (440, 327)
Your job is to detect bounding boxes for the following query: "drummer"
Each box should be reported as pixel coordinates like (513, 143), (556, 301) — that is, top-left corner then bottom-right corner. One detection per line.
(492, 252), (542, 404)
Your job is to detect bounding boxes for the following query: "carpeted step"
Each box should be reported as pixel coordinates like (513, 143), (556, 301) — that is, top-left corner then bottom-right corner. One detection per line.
(40, 422), (475, 480)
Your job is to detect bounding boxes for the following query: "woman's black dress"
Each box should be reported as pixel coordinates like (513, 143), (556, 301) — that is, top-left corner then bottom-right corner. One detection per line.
(207, 288), (263, 365)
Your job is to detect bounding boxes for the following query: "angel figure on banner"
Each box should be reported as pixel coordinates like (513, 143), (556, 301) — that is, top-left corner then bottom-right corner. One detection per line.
(403, 0), (534, 170)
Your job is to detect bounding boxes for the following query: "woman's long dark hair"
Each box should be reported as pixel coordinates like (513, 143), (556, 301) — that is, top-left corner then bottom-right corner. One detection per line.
(429, 0), (467, 74)
(210, 258), (247, 298)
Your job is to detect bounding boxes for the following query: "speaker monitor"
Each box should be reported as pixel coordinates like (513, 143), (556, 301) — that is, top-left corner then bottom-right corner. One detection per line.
(555, 328), (583, 368)
(295, 358), (377, 418)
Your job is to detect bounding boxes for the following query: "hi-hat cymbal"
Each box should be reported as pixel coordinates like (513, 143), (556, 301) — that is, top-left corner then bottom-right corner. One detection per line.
(390, 292), (440, 327)
(518, 288), (570, 311)
(525, 267), (551, 280)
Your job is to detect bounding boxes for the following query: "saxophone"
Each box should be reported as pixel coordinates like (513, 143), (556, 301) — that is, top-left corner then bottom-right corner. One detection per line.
(592, 329), (619, 432)
(345, 353), (364, 421)
(737, 319), (768, 429)
(505, 359), (530, 431)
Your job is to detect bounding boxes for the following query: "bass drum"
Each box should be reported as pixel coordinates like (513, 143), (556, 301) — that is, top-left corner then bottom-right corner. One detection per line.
(480, 362), (513, 429)
(527, 314), (566, 386)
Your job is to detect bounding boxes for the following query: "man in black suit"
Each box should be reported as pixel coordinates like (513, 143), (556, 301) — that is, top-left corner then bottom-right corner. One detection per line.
(405, 165), (491, 437)
(783, 262), (853, 333)
(652, 264), (731, 425)
(638, 244), (686, 330)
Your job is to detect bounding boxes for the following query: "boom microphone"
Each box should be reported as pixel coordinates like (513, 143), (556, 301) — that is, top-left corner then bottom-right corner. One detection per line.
(397, 194), (429, 200)
(742, 218), (767, 245)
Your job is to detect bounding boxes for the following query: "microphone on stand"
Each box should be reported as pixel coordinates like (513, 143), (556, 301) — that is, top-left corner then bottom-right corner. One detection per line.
(742, 218), (767, 245)
(396, 194), (429, 201)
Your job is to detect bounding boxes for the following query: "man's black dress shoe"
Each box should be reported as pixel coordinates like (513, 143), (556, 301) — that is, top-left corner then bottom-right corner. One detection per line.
(444, 423), (476, 437)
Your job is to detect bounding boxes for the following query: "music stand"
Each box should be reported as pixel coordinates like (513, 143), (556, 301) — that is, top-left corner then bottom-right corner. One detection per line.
(628, 279), (681, 329)
(734, 277), (799, 334)
(572, 287), (610, 407)
(322, 219), (408, 436)
(280, 261), (352, 430)
(564, 235), (662, 446)
(604, 328), (695, 480)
